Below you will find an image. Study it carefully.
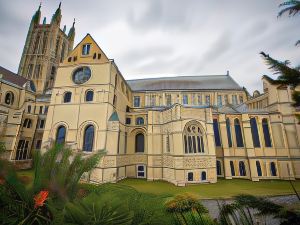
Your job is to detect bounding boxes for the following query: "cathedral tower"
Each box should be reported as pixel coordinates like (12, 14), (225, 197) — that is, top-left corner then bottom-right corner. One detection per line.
(18, 3), (75, 94)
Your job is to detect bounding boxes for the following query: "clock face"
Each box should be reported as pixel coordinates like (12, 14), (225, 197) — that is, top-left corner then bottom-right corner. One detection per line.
(72, 67), (91, 84)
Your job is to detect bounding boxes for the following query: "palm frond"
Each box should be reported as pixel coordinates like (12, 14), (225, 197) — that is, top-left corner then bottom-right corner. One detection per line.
(278, 1), (300, 17)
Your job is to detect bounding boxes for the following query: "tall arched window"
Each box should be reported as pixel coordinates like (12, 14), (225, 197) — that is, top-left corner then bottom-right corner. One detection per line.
(216, 160), (222, 175)
(234, 119), (244, 147)
(136, 117), (144, 125)
(201, 171), (207, 181)
(270, 162), (277, 176)
(183, 121), (205, 154)
(226, 118), (232, 148)
(5, 92), (14, 105)
(250, 117), (261, 147)
(256, 161), (262, 177)
(56, 126), (66, 145)
(135, 133), (145, 153)
(213, 119), (221, 147)
(64, 92), (72, 103)
(85, 90), (94, 102)
(83, 125), (94, 152)
(262, 119), (272, 147)
(239, 161), (246, 176)
(230, 161), (235, 176)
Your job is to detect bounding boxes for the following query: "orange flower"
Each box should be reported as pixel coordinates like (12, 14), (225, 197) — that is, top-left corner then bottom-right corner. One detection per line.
(34, 190), (48, 209)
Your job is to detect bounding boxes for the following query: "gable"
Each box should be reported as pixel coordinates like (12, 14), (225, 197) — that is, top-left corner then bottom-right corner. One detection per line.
(61, 34), (109, 66)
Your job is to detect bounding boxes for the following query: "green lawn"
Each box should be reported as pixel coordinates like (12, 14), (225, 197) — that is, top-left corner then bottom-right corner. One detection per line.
(118, 178), (300, 199)
(17, 170), (300, 199)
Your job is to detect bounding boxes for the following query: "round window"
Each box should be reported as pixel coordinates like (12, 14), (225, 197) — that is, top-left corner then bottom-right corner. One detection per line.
(72, 67), (91, 84)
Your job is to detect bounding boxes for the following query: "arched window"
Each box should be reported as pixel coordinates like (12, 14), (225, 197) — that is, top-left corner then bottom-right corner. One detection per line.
(234, 119), (244, 147)
(63, 92), (72, 103)
(27, 105), (32, 113)
(262, 119), (272, 147)
(256, 161), (262, 177)
(136, 117), (144, 125)
(250, 118), (261, 147)
(188, 172), (193, 181)
(201, 171), (207, 181)
(226, 118), (232, 148)
(56, 125), (66, 145)
(183, 121), (205, 154)
(85, 90), (94, 102)
(83, 125), (94, 152)
(23, 119), (32, 128)
(135, 133), (145, 153)
(230, 161), (235, 176)
(5, 92), (14, 105)
(216, 160), (222, 175)
(270, 162), (277, 176)
(213, 119), (221, 147)
(239, 161), (246, 176)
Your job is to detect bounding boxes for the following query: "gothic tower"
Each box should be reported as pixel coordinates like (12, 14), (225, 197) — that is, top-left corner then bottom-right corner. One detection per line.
(18, 3), (75, 94)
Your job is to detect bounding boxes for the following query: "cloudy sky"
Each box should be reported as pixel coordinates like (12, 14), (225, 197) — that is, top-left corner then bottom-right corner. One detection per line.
(0, 0), (299, 93)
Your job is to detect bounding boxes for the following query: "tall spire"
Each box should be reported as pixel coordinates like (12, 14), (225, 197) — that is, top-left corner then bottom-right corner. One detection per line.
(68, 18), (76, 40)
(51, 2), (62, 24)
(31, 3), (41, 24)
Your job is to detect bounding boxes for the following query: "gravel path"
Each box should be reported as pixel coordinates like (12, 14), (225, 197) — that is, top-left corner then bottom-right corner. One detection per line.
(201, 195), (299, 224)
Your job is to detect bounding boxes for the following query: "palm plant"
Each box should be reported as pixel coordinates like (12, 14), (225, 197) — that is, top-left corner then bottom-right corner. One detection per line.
(0, 144), (104, 224)
(278, 1), (300, 17)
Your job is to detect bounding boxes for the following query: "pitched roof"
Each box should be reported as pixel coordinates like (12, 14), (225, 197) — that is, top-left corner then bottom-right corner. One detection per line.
(0, 66), (29, 87)
(127, 75), (243, 91)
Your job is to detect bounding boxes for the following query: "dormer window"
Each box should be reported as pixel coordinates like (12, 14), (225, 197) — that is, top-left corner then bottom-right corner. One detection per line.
(82, 44), (91, 55)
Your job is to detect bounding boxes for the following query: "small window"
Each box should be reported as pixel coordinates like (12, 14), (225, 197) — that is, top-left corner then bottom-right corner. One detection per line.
(256, 161), (262, 177)
(93, 53), (96, 59)
(83, 125), (94, 152)
(197, 95), (202, 105)
(136, 117), (144, 125)
(239, 95), (244, 104)
(270, 162), (277, 176)
(82, 44), (91, 55)
(39, 119), (45, 129)
(224, 95), (229, 105)
(135, 133), (145, 153)
(125, 118), (131, 125)
(201, 171), (207, 181)
(166, 94), (172, 106)
(230, 161), (235, 176)
(226, 118), (233, 147)
(85, 90), (94, 102)
(5, 92), (14, 105)
(188, 172), (193, 181)
(36, 140), (42, 149)
(126, 106), (130, 112)
(216, 160), (222, 175)
(239, 161), (246, 176)
(133, 96), (140, 107)
(205, 95), (210, 105)
(27, 105), (31, 113)
(98, 53), (101, 59)
(234, 118), (244, 147)
(217, 95), (222, 106)
(262, 118), (272, 147)
(250, 118), (261, 148)
(63, 92), (72, 103)
(137, 165), (145, 178)
(23, 118), (32, 128)
(68, 57), (72, 62)
(56, 126), (66, 145)
(39, 106), (43, 114)
(232, 95), (238, 105)
(183, 95), (188, 105)
(44, 106), (48, 114)
(73, 56), (77, 62)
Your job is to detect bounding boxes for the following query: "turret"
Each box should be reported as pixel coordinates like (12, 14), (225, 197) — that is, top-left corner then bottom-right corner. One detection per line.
(68, 19), (76, 49)
(51, 2), (62, 25)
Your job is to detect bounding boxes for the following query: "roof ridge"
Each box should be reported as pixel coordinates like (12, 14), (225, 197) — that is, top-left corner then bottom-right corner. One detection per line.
(126, 74), (229, 82)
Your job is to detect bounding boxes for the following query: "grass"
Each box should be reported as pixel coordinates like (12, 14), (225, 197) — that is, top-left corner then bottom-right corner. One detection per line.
(17, 169), (300, 199)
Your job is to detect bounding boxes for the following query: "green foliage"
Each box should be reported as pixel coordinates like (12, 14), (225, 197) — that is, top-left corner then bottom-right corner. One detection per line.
(64, 192), (133, 225)
(278, 1), (300, 17)
(33, 144), (104, 201)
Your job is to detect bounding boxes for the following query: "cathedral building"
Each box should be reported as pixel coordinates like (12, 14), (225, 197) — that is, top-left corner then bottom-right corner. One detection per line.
(1, 5), (299, 186)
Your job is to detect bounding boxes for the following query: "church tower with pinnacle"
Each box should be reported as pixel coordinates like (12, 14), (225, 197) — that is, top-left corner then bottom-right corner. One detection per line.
(18, 3), (76, 94)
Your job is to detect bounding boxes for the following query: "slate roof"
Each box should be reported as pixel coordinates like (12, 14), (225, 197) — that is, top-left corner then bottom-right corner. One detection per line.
(0, 66), (29, 87)
(127, 75), (243, 91)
